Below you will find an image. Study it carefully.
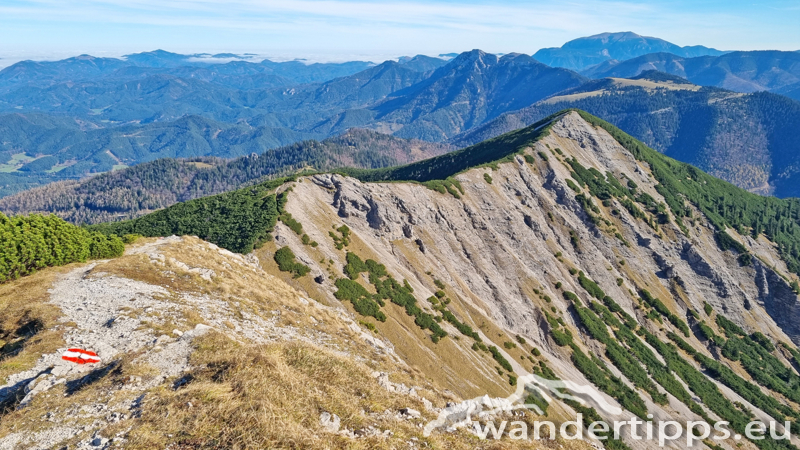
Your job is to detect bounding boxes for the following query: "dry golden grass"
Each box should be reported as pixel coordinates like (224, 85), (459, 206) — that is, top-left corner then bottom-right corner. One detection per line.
(0, 348), (155, 439)
(0, 265), (71, 385)
(125, 331), (590, 450)
(253, 223), (522, 400)
(0, 238), (594, 449)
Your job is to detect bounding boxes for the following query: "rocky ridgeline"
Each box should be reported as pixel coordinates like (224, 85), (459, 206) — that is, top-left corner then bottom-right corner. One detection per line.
(2, 112), (800, 449)
(275, 112), (800, 448)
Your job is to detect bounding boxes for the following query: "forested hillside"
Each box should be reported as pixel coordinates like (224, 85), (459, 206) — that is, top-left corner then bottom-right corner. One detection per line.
(337, 112), (558, 183)
(582, 50), (800, 95)
(88, 177), (288, 254)
(0, 129), (451, 224)
(0, 113), (321, 197)
(453, 75), (800, 197)
(775, 81), (800, 102)
(0, 50), (583, 195)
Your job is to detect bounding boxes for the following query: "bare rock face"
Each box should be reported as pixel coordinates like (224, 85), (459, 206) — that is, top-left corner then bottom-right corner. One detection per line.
(281, 112), (800, 449)
(292, 112), (800, 345)
(754, 258), (800, 342)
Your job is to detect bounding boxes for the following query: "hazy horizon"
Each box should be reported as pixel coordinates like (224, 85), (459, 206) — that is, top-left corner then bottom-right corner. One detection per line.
(0, 49), (409, 70)
(2, 0), (799, 70)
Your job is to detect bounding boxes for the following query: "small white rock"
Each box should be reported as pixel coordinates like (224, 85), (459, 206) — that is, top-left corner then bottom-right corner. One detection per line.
(320, 411), (341, 433)
(400, 408), (421, 419)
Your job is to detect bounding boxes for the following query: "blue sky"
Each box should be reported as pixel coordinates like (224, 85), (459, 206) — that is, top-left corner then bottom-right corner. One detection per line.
(1, 0), (799, 65)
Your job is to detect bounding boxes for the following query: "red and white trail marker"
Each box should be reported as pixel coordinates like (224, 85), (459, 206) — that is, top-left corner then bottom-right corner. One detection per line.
(61, 348), (101, 364)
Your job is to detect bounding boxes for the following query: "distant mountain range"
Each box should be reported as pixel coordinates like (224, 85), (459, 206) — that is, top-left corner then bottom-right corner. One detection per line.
(1, 34), (800, 203)
(0, 50), (385, 91)
(582, 50), (800, 98)
(0, 59), (438, 125)
(0, 50), (583, 131)
(533, 32), (725, 71)
(0, 49), (584, 194)
(453, 72), (800, 197)
(323, 50), (587, 141)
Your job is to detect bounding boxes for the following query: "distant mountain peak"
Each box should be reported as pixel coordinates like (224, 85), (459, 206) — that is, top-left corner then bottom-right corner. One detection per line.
(534, 32), (725, 71)
(499, 52), (540, 66)
(396, 55), (448, 72)
(564, 31), (647, 46)
(454, 49), (488, 59)
(128, 49), (182, 57)
(450, 49), (498, 69)
(122, 50), (192, 68)
(581, 50), (800, 96)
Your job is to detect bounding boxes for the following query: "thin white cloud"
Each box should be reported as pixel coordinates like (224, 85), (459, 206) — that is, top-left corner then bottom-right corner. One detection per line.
(0, 0), (720, 34)
(0, 0), (797, 56)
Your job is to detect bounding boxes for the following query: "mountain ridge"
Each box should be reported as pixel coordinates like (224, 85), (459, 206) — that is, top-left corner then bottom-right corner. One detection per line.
(0, 50), (376, 92)
(0, 128), (452, 224)
(451, 76), (800, 197)
(582, 50), (800, 97)
(360, 51), (586, 141)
